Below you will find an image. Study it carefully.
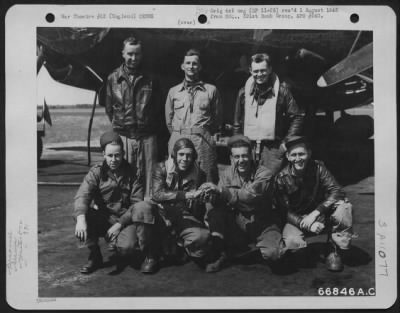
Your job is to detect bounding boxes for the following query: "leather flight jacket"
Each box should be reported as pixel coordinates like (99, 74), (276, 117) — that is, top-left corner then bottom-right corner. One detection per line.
(105, 65), (162, 138)
(274, 160), (345, 228)
(234, 78), (304, 143)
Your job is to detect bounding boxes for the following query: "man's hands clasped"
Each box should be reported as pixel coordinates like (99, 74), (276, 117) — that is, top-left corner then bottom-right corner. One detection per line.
(184, 183), (221, 203)
(300, 210), (325, 234)
(198, 182), (221, 203)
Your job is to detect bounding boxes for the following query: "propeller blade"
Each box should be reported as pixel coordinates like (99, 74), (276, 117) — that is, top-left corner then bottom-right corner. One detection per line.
(317, 42), (373, 87)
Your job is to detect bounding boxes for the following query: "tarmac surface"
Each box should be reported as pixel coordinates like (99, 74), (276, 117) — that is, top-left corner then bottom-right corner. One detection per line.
(38, 143), (375, 298)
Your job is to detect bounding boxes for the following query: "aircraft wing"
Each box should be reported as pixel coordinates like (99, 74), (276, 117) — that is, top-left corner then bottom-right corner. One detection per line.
(37, 28), (110, 56)
(317, 43), (373, 87)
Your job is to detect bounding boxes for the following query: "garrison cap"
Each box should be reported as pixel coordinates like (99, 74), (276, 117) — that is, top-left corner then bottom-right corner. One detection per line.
(227, 134), (252, 149)
(285, 136), (310, 151)
(100, 131), (123, 150)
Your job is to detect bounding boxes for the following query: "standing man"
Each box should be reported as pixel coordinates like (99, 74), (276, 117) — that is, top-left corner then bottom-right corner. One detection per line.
(105, 36), (162, 199)
(201, 135), (285, 265)
(151, 138), (227, 273)
(274, 136), (354, 272)
(233, 53), (304, 174)
(165, 49), (222, 183)
(74, 131), (158, 274)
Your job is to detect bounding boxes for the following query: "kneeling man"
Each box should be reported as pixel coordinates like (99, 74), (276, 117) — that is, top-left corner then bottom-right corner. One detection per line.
(74, 131), (158, 274)
(151, 138), (226, 272)
(201, 135), (285, 264)
(274, 136), (354, 271)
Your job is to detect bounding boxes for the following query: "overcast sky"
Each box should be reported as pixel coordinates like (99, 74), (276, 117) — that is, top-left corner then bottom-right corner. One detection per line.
(37, 67), (96, 106)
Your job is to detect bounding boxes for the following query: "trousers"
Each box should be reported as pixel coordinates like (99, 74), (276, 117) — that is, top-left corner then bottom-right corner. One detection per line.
(85, 206), (156, 256)
(282, 200), (353, 251)
(226, 211), (285, 261)
(174, 207), (225, 258)
(120, 134), (158, 199)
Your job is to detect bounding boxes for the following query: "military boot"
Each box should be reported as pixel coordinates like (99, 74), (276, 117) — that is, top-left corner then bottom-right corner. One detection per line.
(140, 256), (159, 274)
(325, 243), (344, 272)
(140, 245), (159, 274)
(205, 236), (227, 273)
(80, 245), (103, 274)
(205, 252), (228, 273)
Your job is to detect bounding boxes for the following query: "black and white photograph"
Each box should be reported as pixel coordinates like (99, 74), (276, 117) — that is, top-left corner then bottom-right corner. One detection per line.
(5, 4), (397, 310)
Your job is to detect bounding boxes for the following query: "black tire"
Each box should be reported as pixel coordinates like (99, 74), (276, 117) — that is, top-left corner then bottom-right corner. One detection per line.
(37, 136), (43, 161)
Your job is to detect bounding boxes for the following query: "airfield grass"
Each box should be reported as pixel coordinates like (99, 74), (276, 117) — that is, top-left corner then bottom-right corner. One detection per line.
(43, 107), (112, 145)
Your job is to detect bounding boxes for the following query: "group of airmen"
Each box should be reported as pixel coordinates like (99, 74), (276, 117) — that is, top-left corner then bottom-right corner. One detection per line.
(74, 36), (354, 275)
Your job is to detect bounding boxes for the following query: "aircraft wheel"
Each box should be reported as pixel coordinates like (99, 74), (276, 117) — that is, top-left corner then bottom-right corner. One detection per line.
(37, 136), (43, 161)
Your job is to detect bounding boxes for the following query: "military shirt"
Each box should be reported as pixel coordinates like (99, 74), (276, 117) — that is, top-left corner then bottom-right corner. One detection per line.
(218, 163), (281, 231)
(165, 80), (222, 134)
(74, 159), (143, 225)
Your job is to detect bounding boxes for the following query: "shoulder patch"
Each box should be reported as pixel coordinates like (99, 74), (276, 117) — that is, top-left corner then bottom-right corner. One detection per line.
(88, 164), (102, 179)
(91, 163), (102, 170)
